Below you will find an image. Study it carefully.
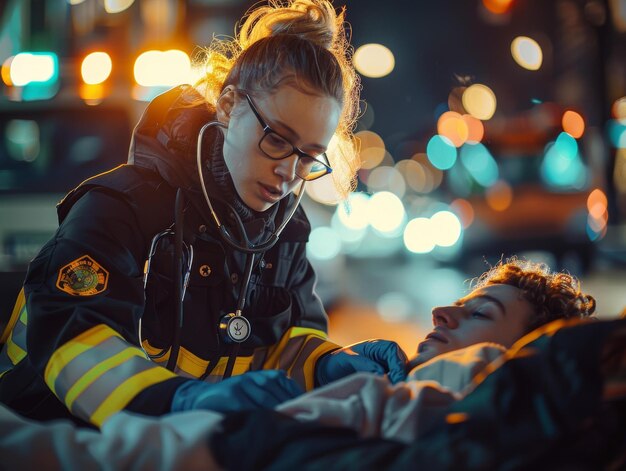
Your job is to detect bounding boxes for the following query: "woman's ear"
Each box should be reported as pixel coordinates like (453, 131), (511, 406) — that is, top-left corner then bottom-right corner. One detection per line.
(216, 86), (236, 125)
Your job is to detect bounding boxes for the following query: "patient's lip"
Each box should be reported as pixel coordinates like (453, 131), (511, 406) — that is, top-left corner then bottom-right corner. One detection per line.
(425, 330), (449, 344)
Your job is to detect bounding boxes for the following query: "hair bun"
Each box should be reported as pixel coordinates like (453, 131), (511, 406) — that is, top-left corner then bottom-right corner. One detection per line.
(238, 0), (343, 51)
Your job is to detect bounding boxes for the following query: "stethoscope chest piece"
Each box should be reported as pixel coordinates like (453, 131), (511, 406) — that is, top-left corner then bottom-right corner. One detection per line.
(219, 312), (251, 343)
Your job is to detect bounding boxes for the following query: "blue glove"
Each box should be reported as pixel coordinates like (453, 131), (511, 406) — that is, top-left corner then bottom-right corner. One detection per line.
(171, 370), (304, 413)
(315, 340), (408, 386)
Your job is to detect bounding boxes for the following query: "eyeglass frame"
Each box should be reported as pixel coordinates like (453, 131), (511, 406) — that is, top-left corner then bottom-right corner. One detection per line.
(241, 91), (333, 181)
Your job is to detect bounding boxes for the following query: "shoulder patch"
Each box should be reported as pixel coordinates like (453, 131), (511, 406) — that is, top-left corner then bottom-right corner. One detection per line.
(56, 255), (109, 296)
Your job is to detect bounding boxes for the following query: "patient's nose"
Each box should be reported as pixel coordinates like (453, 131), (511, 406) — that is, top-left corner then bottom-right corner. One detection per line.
(432, 306), (460, 329)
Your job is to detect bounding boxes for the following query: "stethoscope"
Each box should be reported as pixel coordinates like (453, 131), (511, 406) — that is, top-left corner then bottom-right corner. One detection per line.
(140, 120), (305, 377)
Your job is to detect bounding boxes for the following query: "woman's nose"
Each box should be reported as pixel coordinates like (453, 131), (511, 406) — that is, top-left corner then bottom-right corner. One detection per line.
(431, 306), (460, 329)
(274, 154), (298, 181)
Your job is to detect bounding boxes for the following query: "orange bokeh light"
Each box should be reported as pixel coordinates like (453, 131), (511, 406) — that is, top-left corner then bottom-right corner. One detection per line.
(486, 180), (513, 211)
(437, 111), (469, 148)
(450, 198), (475, 228)
(483, 0), (513, 14)
(587, 188), (608, 218)
(462, 114), (484, 143)
(562, 110), (585, 138)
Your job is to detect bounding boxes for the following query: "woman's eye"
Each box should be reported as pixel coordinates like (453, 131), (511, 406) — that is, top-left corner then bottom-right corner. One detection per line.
(471, 311), (491, 320)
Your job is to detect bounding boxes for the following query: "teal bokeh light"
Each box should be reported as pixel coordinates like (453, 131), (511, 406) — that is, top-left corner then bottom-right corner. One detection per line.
(460, 143), (499, 187)
(608, 120), (626, 148)
(540, 136), (586, 189)
(307, 226), (342, 260)
(427, 135), (457, 170)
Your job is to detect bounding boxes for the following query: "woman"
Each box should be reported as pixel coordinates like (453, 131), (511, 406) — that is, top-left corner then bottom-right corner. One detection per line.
(0, 0), (407, 428)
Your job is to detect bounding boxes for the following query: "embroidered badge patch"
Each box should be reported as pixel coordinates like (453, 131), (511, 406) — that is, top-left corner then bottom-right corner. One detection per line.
(56, 255), (109, 296)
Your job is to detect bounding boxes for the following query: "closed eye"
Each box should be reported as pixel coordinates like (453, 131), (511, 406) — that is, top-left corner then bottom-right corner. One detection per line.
(471, 311), (492, 320)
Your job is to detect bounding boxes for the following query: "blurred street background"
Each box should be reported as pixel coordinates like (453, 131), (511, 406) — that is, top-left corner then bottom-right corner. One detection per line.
(1, 0), (625, 354)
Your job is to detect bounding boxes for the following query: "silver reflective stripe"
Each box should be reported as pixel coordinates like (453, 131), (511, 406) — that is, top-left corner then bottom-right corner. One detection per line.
(53, 336), (126, 401)
(8, 309), (27, 353)
(69, 353), (157, 421)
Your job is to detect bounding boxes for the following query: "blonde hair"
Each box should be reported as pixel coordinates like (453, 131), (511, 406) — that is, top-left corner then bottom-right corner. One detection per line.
(193, 0), (361, 200)
(472, 257), (596, 332)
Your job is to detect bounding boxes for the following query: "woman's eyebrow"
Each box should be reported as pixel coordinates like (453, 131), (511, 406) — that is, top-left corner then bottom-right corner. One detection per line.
(272, 118), (327, 152)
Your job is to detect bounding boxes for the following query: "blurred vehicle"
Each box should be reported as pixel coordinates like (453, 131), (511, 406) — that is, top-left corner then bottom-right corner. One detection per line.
(0, 101), (132, 309)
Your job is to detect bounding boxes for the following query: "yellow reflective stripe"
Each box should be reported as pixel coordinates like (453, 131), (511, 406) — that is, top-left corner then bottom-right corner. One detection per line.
(45, 324), (122, 396)
(299, 340), (340, 391)
(6, 337), (26, 365)
(206, 355), (253, 378)
(142, 339), (253, 379)
(288, 326), (327, 340)
(91, 366), (176, 427)
(65, 347), (145, 410)
(1, 288), (25, 344)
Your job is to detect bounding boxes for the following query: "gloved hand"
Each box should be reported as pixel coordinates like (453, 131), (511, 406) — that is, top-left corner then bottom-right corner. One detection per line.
(171, 370), (304, 414)
(315, 339), (408, 386)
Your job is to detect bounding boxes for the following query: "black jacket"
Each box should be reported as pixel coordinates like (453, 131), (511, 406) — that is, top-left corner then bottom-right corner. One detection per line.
(0, 86), (339, 427)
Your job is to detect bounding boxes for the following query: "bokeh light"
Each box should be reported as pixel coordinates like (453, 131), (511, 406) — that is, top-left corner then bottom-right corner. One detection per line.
(404, 217), (435, 254)
(540, 133), (587, 188)
(431, 211), (462, 247)
(356, 130), (386, 169)
(437, 111), (469, 147)
(608, 120), (626, 148)
(305, 170), (342, 205)
(353, 43), (395, 78)
(104, 0), (135, 14)
(511, 36), (543, 71)
(1, 57), (14, 86)
(336, 192), (370, 230)
(10, 52), (58, 86)
(367, 166), (406, 198)
(462, 84), (497, 120)
(483, 0), (513, 14)
(368, 191), (406, 234)
(462, 114), (484, 143)
(562, 110), (585, 138)
(81, 52), (112, 85)
(134, 50), (191, 87)
(486, 180), (513, 211)
(307, 226), (342, 261)
(427, 135), (457, 170)
(460, 143), (499, 187)
(587, 188), (608, 218)
(450, 198), (475, 228)
(612, 96), (626, 122)
(377, 292), (412, 323)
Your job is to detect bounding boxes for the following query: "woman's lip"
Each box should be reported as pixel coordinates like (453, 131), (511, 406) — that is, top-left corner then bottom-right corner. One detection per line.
(258, 183), (282, 203)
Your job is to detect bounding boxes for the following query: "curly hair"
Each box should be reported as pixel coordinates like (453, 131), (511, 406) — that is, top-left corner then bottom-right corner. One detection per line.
(471, 258), (596, 332)
(191, 0), (361, 201)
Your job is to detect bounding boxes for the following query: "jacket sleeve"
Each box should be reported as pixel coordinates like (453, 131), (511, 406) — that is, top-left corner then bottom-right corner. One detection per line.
(261, 243), (341, 391)
(24, 189), (186, 427)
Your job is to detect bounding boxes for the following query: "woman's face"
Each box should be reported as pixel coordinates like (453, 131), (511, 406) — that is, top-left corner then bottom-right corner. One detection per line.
(217, 84), (341, 212)
(413, 283), (535, 366)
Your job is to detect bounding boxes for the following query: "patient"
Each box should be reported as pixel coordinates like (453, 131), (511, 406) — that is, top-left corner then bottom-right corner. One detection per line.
(275, 257), (597, 442)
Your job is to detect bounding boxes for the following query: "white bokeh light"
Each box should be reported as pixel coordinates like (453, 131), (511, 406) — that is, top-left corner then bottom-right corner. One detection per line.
(376, 292), (412, 322)
(431, 210), (462, 247)
(336, 192), (370, 230)
(403, 217), (435, 253)
(368, 191), (406, 234)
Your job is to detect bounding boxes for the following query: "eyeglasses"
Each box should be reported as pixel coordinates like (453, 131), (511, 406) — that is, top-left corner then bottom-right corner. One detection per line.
(243, 93), (333, 181)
